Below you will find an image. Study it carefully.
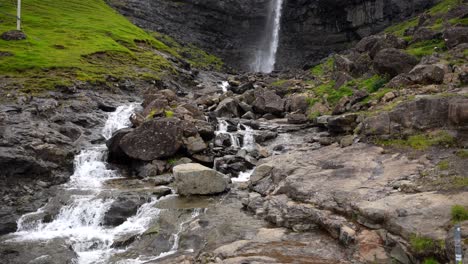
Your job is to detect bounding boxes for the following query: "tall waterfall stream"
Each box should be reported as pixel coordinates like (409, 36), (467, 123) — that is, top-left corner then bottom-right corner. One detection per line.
(251, 0), (284, 73)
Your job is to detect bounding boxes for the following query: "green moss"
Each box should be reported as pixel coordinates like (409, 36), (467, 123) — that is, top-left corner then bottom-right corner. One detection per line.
(313, 81), (354, 106)
(359, 75), (388, 93)
(308, 111), (321, 120)
(449, 17), (468, 26)
(407, 39), (446, 58)
(455, 149), (468, 158)
(167, 158), (178, 166)
(428, 0), (461, 15)
(165, 110), (174, 118)
(423, 258), (440, 264)
(451, 205), (468, 223)
(437, 160), (450, 170)
(310, 57), (334, 77)
(410, 235), (439, 253)
(306, 97), (319, 107)
(452, 177), (468, 188)
(385, 18), (419, 37)
(152, 32), (223, 71)
(144, 224), (160, 235)
(376, 131), (456, 150)
(271, 79), (288, 87)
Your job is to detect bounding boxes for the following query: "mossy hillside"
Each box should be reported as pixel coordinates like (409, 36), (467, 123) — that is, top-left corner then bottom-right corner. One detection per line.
(375, 130), (456, 150)
(0, 0), (222, 93)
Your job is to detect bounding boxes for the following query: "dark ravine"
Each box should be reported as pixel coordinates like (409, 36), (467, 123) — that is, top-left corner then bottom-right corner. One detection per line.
(108, 0), (439, 70)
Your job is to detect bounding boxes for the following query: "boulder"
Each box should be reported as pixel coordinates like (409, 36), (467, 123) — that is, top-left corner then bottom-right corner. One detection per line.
(214, 98), (240, 118)
(355, 35), (383, 53)
(443, 27), (468, 49)
(1, 30), (26, 41)
(192, 120), (215, 141)
(103, 193), (149, 226)
(287, 113), (308, 124)
(327, 114), (359, 134)
(119, 118), (183, 161)
(369, 34), (407, 58)
(286, 95), (309, 114)
(253, 89), (285, 115)
(173, 163), (230, 195)
(449, 99), (468, 125)
(412, 27), (440, 43)
(408, 64), (445, 84)
(183, 134), (207, 154)
(215, 133), (233, 147)
(231, 82), (254, 94)
(107, 128), (133, 164)
(373, 48), (419, 77)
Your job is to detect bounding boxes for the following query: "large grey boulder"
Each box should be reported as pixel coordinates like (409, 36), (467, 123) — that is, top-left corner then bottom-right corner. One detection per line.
(373, 48), (419, 77)
(408, 64), (445, 84)
(214, 98), (240, 118)
(119, 118), (183, 161)
(253, 89), (285, 115)
(173, 163), (230, 195)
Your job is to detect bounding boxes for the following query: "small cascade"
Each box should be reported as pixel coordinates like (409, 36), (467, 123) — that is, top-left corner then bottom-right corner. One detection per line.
(250, 0), (284, 73)
(9, 103), (168, 264)
(215, 120), (240, 148)
(219, 81), (230, 93)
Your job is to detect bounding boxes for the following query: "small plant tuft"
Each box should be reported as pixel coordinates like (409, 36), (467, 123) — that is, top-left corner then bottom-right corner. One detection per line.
(451, 205), (468, 223)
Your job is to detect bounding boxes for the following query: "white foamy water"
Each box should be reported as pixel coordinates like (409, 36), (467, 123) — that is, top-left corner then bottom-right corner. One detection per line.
(102, 104), (138, 140)
(251, 0), (284, 73)
(9, 104), (166, 264)
(219, 81), (230, 93)
(214, 119), (257, 182)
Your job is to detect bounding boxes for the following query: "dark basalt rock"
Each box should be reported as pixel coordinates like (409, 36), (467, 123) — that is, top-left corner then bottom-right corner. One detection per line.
(108, 0), (438, 70)
(373, 48), (419, 77)
(119, 118), (184, 161)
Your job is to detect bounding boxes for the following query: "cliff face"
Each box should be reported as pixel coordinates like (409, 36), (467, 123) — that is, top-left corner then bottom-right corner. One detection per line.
(108, 0), (438, 71)
(277, 0), (439, 69)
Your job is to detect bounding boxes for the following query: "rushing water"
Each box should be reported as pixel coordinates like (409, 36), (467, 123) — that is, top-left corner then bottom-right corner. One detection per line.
(8, 104), (186, 264)
(251, 0), (284, 73)
(215, 119), (257, 182)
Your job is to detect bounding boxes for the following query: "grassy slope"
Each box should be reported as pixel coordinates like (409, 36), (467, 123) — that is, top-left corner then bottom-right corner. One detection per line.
(0, 0), (222, 93)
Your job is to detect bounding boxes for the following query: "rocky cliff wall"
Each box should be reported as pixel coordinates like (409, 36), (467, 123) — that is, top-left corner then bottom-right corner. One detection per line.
(108, 0), (439, 71)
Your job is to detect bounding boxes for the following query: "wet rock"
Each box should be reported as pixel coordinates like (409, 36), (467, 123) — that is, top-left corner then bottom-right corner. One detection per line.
(238, 101), (253, 113)
(241, 111), (256, 120)
(106, 128), (133, 164)
(97, 102), (117, 112)
(408, 64), (445, 84)
(215, 133), (233, 147)
(373, 48), (419, 77)
(103, 193), (150, 226)
(0, 147), (50, 180)
(214, 98), (240, 118)
(173, 163), (230, 195)
(253, 89), (285, 115)
(1, 30), (27, 41)
(215, 155), (255, 177)
(443, 27), (468, 49)
(0, 238), (78, 264)
(137, 160), (169, 177)
(253, 131), (278, 143)
(119, 118), (183, 161)
(193, 120), (215, 141)
(231, 82), (254, 94)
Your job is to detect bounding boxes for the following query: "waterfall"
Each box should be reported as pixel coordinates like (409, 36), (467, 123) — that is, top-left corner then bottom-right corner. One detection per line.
(251, 0), (284, 73)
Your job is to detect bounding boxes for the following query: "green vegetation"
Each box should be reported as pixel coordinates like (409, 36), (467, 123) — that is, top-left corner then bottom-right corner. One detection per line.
(410, 235), (436, 253)
(313, 81), (354, 105)
(0, 0), (222, 93)
(153, 32), (223, 71)
(452, 177), (468, 188)
(271, 79), (289, 87)
(423, 258), (439, 264)
(437, 160), (450, 170)
(451, 205), (468, 223)
(407, 39), (446, 58)
(384, 18), (419, 39)
(310, 57), (334, 77)
(428, 0), (461, 15)
(167, 158), (178, 166)
(455, 149), (468, 158)
(164, 110), (174, 118)
(376, 131), (456, 150)
(358, 75), (387, 93)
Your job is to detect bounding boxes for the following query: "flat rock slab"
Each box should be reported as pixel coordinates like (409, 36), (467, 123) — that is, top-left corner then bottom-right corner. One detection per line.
(173, 163), (230, 196)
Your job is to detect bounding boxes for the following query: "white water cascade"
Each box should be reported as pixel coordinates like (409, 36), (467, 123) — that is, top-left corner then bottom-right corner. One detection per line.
(8, 104), (172, 264)
(251, 0), (284, 73)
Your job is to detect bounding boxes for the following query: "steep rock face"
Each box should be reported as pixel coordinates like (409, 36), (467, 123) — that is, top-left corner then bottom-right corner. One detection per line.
(277, 0), (438, 69)
(107, 0), (270, 70)
(108, 0), (438, 70)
